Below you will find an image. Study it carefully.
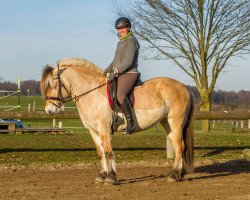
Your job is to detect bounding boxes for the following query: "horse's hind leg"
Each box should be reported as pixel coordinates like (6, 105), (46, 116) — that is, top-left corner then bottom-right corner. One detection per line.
(161, 119), (184, 181)
(167, 118), (186, 182)
(168, 129), (185, 182)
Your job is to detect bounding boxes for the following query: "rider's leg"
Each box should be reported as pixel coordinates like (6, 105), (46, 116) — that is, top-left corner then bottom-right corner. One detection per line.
(117, 72), (138, 134)
(120, 97), (136, 134)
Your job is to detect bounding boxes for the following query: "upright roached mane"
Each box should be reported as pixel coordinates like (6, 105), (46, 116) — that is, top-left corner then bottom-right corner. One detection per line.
(40, 57), (104, 98)
(57, 57), (103, 75)
(41, 57), (194, 184)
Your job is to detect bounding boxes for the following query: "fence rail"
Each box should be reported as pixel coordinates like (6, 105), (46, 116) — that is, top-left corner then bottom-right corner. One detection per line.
(1, 110), (250, 131)
(195, 111), (250, 120)
(0, 111), (250, 120)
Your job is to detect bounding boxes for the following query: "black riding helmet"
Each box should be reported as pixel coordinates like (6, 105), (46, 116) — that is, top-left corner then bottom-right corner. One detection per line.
(115, 17), (131, 29)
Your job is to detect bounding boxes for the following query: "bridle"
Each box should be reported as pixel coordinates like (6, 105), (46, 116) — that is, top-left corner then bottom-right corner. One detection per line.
(45, 64), (107, 108)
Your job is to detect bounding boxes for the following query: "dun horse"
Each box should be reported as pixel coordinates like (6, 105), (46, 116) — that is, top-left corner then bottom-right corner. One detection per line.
(40, 57), (194, 184)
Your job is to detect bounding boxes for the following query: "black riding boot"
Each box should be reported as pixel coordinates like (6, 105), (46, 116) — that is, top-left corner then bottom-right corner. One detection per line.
(121, 97), (136, 134)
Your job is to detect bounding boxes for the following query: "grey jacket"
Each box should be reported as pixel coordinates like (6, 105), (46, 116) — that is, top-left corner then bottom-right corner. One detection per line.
(105, 34), (140, 74)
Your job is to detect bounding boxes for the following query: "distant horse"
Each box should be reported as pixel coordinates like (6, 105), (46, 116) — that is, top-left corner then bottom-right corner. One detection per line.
(40, 57), (194, 184)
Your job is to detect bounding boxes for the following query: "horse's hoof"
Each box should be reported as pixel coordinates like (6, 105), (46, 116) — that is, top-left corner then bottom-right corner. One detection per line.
(167, 176), (176, 182)
(104, 176), (119, 185)
(95, 174), (106, 183)
(168, 170), (183, 182)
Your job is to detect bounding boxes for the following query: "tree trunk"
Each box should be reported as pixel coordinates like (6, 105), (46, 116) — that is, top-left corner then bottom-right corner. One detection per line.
(200, 90), (211, 132)
(200, 91), (211, 111)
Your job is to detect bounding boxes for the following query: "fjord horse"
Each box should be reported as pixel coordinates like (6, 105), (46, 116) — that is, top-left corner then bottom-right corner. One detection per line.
(40, 57), (194, 184)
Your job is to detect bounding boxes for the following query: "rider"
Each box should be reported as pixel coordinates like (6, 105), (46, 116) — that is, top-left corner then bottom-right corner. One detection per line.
(103, 17), (140, 134)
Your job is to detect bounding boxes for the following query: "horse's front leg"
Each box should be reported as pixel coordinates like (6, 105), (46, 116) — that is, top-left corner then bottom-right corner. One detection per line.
(100, 130), (118, 184)
(89, 130), (108, 183)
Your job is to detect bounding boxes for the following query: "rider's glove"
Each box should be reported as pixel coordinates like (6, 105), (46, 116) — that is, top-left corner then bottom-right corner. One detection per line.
(103, 66), (112, 76)
(107, 69), (119, 81)
(107, 71), (115, 81)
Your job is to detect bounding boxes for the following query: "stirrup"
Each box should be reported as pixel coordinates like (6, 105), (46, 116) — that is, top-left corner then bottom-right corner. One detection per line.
(121, 125), (135, 134)
(111, 113), (124, 132)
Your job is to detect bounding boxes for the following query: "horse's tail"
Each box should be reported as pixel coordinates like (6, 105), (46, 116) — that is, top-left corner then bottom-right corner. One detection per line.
(183, 91), (194, 172)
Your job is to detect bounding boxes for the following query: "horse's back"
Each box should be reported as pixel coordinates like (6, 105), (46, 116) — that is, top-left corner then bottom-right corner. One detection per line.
(134, 77), (191, 110)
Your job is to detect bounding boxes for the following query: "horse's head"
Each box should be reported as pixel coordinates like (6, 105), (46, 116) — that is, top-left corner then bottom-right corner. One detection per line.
(40, 64), (70, 115)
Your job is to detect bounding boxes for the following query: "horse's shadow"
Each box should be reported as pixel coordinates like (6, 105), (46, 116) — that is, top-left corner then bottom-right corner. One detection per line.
(118, 159), (250, 184)
(118, 174), (168, 185)
(188, 159), (250, 181)
(195, 146), (249, 157)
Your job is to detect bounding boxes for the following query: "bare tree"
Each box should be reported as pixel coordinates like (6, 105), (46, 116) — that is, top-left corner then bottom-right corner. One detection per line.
(114, 0), (250, 111)
(21, 80), (41, 96)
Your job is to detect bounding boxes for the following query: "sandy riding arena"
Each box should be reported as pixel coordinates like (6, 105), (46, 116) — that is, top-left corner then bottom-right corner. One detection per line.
(0, 160), (249, 200)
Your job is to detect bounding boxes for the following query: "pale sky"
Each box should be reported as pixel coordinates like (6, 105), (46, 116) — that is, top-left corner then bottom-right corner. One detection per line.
(0, 0), (249, 91)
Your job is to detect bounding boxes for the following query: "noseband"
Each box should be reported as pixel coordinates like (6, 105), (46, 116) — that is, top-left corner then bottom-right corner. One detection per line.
(45, 64), (107, 108)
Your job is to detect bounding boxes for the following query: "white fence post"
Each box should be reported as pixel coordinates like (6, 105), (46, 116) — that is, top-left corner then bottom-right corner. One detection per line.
(167, 136), (174, 159)
(53, 119), (56, 128)
(59, 121), (62, 128)
(155, 123), (159, 133)
(28, 103), (31, 112)
(212, 120), (215, 127)
(248, 120), (250, 129)
(32, 101), (36, 111)
(241, 120), (244, 128)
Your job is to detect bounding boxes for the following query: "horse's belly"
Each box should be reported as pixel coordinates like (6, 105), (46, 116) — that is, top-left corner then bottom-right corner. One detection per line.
(135, 105), (167, 130)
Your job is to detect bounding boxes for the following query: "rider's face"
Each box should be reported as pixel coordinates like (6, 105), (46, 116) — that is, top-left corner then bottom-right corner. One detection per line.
(117, 27), (130, 37)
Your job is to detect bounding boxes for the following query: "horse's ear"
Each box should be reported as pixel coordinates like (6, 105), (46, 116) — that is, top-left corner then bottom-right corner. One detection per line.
(57, 68), (67, 75)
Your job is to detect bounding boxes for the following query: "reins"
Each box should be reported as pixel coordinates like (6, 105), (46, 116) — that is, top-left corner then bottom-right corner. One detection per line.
(64, 82), (108, 103)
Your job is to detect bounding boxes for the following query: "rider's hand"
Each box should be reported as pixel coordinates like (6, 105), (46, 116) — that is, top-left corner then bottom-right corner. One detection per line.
(103, 68), (110, 76)
(107, 71), (115, 81)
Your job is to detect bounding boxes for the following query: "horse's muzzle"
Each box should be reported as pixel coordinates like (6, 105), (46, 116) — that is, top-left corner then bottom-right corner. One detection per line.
(45, 103), (62, 115)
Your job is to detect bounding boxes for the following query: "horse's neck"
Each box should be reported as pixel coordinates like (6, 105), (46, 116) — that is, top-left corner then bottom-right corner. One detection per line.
(64, 68), (104, 100)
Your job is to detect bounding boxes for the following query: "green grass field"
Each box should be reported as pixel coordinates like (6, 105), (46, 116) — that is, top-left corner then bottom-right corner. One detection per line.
(0, 96), (249, 167)
(0, 122), (249, 167)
